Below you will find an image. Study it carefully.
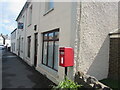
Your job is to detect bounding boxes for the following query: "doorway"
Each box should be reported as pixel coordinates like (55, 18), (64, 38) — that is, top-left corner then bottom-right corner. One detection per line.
(18, 37), (20, 56)
(34, 33), (38, 67)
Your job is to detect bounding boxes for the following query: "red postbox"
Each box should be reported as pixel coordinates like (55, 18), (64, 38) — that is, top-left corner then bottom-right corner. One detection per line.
(59, 47), (74, 67)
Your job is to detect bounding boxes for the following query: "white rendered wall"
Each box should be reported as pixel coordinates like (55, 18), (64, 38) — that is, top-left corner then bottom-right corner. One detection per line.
(77, 2), (118, 80)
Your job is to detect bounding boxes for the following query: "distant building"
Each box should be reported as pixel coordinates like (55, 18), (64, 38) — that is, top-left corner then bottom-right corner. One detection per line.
(0, 34), (5, 45)
(0, 34), (11, 46)
(11, 29), (17, 54)
(4, 35), (11, 48)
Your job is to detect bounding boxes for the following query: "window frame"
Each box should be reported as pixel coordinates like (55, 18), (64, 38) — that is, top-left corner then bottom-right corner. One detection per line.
(42, 29), (59, 71)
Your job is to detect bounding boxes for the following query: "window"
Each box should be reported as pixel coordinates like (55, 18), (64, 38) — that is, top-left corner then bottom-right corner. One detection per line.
(22, 15), (25, 30)
(27, 36), (31, 58)
(28, 5), (32, 26)
(45, 0), (54, 13)
(42, 29), (59, 71)
(12, 43), (15, 52)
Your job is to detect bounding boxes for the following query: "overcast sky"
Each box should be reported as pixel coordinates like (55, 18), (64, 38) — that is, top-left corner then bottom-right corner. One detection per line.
(0, 0), (26, 36)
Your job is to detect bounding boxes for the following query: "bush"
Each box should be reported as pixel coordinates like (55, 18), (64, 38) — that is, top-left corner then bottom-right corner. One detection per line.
(52, 77), (82, 90)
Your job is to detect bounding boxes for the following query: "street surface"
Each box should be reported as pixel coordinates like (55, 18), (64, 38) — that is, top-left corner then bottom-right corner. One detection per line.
(2, 48), (55, 89)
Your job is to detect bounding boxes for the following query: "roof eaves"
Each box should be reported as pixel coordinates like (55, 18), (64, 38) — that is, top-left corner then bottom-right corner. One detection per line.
(11, 28), (17, 34)
(16, 2), (30, 21)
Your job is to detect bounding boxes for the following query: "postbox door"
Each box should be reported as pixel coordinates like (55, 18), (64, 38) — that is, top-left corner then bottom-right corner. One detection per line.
(59, 47), (74, 67)
(59, 50), (65, 65)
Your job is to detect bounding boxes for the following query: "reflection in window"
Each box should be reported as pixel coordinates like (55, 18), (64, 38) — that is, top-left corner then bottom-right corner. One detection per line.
(45, 0), (54, 12)
(28, 5), (32, 25)
(44, 33), (48, 40)
(54, 41), (59, 70)
(43, 42), (47, 64)
(48, 41), (53, 67)
(54, 32), (59, 40)
(49, 0), (54, 9)
(42, 29), (59, 71)
(48, 33), (53, 40)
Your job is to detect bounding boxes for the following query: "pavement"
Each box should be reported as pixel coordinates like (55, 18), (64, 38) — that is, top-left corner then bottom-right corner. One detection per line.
(2, 49), (55, 89)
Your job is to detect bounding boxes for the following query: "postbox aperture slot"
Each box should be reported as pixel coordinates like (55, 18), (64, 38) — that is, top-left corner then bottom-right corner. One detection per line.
(60, 52), (64, 55)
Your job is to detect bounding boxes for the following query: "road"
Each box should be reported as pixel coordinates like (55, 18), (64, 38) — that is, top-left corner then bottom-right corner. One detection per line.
(2, 48), (55, 89)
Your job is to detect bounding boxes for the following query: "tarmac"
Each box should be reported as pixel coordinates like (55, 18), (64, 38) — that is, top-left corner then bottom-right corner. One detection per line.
(2, 49), (55, 89)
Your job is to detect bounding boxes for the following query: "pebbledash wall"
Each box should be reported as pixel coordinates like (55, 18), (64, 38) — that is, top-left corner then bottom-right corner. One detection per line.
(75, 2), (118, 80)
(11, 1), (118, 84)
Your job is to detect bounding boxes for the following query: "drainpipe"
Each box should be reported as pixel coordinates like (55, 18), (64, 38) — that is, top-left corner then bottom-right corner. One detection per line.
(73, 2), (82, 76)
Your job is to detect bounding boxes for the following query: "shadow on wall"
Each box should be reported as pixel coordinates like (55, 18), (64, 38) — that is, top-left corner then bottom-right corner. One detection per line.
(87, 36), (109, 80)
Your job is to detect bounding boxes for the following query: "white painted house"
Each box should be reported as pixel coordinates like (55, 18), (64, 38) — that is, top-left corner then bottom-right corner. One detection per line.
(11, 1), (119, 84)
(0, 34), (11, 48)
(11, 28), (17, 54)
(0, 34), (4, 45)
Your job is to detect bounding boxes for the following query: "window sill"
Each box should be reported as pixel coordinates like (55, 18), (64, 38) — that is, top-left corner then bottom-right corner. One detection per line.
(37, 65), (59, 79)
(43, 8), (54, 16)
(28, 24), (31, 27)
(38, 64), (58, 74)
(26, 57), (30, 61)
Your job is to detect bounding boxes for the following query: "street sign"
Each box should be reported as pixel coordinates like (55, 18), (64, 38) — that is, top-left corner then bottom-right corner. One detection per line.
(18, 22), (23, 29)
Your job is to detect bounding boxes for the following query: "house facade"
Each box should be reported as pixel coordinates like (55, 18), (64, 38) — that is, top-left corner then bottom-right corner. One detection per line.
(11, 1), (119, 84)
(11, 29), (17, 54)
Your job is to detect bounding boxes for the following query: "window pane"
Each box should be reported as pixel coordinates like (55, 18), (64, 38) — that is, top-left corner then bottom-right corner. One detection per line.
(43, 42), (47, 64)
(29, 6), (32, 25)
(49, 0), (54, 9)
(44, 33), (48, 40)
(54, 41), (59, 70)
(54, 31), (59, 40)
(48, 41), (53, 67)
(48, 32), (53, 40)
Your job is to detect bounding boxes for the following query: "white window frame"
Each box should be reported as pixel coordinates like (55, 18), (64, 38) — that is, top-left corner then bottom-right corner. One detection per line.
(28, 5), (32, 26)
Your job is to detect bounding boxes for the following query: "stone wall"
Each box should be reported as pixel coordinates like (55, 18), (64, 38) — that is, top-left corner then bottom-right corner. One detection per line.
(74, 71), (111, 90)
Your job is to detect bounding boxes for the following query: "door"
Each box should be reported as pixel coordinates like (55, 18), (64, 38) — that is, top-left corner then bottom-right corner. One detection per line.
(34, 33), (38, 67)
(18, 37), (20, 56)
